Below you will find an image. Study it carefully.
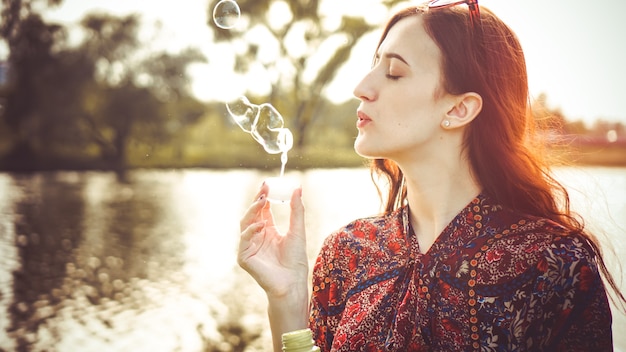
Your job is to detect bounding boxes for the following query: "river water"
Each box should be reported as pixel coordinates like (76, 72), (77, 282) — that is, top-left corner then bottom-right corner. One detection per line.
(0, 167), (624, 351)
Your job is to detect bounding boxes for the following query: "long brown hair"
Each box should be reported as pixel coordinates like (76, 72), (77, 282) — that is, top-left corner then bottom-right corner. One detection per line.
(371, 5), (625, 306)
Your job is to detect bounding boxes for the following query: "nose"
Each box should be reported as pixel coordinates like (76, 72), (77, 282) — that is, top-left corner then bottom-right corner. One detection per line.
(353, 71), (377, 102)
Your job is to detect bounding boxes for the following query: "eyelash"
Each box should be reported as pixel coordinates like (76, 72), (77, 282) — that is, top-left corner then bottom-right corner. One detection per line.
(372, 57), (401, 80)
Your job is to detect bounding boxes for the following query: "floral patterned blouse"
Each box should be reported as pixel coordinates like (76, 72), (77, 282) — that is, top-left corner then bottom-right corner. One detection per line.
(309, 194), (612, 351)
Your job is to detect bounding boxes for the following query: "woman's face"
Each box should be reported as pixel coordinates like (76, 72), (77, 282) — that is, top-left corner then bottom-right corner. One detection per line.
(353, 15), (452, 164)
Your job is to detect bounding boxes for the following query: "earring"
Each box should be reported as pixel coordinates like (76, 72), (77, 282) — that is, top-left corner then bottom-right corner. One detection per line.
(443, 120), (451, 128)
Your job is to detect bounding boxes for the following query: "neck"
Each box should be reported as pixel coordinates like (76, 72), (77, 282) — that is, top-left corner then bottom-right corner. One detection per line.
(399, 156), (481, 253)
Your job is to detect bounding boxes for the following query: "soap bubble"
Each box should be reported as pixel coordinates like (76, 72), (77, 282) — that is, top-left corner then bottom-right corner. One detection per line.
(254, 127), (293, 154)
(226, 97), (293, 155)
(276, 128), (294, 153)
(213, 0), (241, 29)
(226, 96), (258, 132)
(225, 96), (296, 204)
(255, 103), (284, 131)
(251, 103), (288, 154)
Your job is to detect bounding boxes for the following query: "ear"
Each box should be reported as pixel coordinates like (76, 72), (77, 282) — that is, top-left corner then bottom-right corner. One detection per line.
(442, 92), (483, 129)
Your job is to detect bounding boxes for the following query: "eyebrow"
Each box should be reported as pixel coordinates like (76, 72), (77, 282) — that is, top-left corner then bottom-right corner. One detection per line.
(386, 53), (409, 66)
(374, 52), (410, 66)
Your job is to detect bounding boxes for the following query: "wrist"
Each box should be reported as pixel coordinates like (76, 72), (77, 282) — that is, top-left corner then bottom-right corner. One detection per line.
(266, 277), (309, 300)
(267, 283), (310, 335)
(267, 284), (309, 318)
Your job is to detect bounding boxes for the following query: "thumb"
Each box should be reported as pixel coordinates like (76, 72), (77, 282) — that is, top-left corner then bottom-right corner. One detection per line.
(287, 187), (306, 240)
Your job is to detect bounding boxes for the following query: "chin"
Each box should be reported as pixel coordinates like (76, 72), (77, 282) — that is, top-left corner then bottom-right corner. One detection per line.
(354, 141), (382, 159)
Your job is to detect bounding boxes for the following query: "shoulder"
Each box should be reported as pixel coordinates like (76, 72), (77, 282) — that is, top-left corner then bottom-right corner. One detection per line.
(479, 203), (592, 255)
(314, 207), (410, 277)
(472, 212), (600, 287)
(465, 213), (611, 350)
(320, 208), (406, 253)
(496, 214), (595, 262)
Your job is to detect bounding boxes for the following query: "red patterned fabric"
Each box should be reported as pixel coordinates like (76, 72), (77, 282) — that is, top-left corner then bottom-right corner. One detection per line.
(309, 194), (612, 351)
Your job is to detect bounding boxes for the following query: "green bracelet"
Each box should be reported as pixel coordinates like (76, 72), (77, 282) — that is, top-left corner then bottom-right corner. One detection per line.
(281, 328), (320, 352)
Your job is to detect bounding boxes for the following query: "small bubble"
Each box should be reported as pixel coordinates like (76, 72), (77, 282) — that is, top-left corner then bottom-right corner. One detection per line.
(213, 0), (241, 29)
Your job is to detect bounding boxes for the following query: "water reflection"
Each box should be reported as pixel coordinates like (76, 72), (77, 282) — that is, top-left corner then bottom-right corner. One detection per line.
(0, 170), (283, 351)
(0, 168), (623, 351)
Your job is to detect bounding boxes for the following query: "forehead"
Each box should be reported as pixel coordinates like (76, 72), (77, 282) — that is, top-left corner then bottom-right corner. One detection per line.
(378, 16), (441, 66)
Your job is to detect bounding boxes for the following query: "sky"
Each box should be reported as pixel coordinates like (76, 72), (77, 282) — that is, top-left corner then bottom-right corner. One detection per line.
(29, 0), (626, 126)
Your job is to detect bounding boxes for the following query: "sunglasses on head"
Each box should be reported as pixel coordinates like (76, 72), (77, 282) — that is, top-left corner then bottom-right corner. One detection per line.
(428, 0), (481, 31)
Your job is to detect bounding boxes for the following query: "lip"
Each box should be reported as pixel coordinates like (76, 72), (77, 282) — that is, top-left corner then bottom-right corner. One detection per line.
(356, 110), (372, 128)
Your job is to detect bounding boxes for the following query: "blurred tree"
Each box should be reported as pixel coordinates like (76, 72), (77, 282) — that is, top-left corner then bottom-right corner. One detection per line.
(207, 0), (402, 149)
(531, 92), (590, 135)
(590, 120), (624, 139)
(0, 2), (206, 173)
(0, 0), (66, 163)
(76, 13), (206, 176)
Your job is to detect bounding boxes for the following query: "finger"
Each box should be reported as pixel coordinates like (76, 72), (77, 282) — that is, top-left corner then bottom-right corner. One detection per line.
(253, 181), (270, 201)
(257, 182), (278, 227)
(238, 222), (266, 269)
(240, 220), (266, 243)
(240, 193), (268, 231)
(259, 194), (276, 226)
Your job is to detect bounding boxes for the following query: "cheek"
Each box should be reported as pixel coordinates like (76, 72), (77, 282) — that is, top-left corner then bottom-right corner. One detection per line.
(389, 104), (422, 130)
(391, 107), (442, 142)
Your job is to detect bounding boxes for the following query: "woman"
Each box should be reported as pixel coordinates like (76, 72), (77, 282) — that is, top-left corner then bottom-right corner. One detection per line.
(238, 1), (623, 351)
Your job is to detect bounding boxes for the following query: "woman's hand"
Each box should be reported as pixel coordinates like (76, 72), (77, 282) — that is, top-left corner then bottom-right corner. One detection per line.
(238, 182), (309, 299)
(239, 183), (311, 351)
